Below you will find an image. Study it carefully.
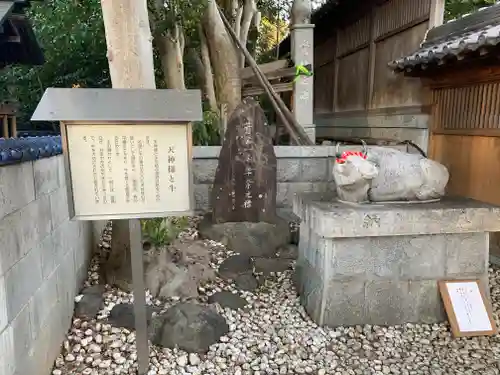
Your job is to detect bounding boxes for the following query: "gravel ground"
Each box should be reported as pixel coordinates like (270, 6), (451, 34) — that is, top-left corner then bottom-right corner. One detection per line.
(53, 219), (500, 375)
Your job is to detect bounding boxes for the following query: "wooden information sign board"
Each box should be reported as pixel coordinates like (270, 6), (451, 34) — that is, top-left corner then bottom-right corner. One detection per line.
(64, 123), (192, 220)
(32, 88), (202, 375)
(439, 279), (498, 338)
(31, 88), (202, 221)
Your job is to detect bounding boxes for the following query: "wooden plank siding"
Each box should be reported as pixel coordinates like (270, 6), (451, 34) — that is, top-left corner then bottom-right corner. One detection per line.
(428, 66), (500, 137)
(428, 67), (500, 185)
(313, 0), (437, 114)
(427, 65), (500, 263)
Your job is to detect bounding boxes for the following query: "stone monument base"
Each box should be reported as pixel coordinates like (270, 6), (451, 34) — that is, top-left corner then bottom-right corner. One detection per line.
(293, 192), (500, 327)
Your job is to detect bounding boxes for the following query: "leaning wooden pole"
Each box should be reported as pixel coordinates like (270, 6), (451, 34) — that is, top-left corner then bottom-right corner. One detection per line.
(217, 4), (313, 145)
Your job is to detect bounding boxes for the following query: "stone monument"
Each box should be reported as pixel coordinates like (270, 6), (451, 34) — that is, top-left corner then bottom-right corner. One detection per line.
(293, 143), (500, 327)
(199, 98), (293, 260)
(210, 97), (277, 223)
(332, 144), (450, 203)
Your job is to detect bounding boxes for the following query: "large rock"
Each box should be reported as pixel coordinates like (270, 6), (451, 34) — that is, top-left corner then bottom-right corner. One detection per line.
(218, 254), (253, 280)
(234, 274), (259, 291)
(254, 258), (293, 275)
(74, 286), (105, 319)
(208, 291), (248, 310)
(211, 98), (277, 223)
(199, 219), (290, 257)
(151, 303), (229, 353)
(145, 240), (216, 299)
(108, 303), (159, 330)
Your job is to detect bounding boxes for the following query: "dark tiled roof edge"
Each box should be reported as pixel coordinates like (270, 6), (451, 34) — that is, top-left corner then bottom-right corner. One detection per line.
(389, 3), (500, 72)
(0, 135), (62, 166)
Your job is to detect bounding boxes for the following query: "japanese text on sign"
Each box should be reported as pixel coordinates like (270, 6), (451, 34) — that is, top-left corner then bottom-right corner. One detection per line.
(67, 124), (191, 219)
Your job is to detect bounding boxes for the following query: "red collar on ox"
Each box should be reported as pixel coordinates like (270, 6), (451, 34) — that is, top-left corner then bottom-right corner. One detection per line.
(335, 151), (367, 164)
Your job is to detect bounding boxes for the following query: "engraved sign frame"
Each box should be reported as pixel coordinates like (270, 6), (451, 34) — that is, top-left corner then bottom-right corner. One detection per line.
(31, 88), (202, 221)
(438, 279), (498, 338)
(60, 121), (195, 221)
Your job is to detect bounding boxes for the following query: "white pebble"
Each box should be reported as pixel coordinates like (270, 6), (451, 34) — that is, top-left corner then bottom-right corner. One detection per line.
(177, 355), (188, 367)
(189, 353), (200, 366)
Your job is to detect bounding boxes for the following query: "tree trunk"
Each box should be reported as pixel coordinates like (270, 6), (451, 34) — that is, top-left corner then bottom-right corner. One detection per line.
(239, 0), (257, 68)
(198, 26), (217, 112)
(202, 0), (242, 115)
(158, 24), (186, 90)
(100, 0), (156, 291)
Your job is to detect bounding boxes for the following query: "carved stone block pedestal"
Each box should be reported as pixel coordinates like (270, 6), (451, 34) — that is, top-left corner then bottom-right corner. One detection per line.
(293, 192), (500, 327)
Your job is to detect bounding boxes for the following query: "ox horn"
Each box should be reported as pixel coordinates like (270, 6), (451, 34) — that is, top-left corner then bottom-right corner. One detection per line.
(360, 139), (367, 157)
(335, 142), (342, 158)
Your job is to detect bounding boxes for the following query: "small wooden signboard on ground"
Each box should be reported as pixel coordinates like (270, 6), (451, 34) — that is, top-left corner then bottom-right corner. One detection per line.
(438, 279), (498, 338)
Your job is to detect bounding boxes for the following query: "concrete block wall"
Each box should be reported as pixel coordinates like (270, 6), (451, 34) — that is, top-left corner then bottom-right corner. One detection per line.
(0, 155), (93, 375)
(192, 145), (409, 212)
(193, 146), (334, 211)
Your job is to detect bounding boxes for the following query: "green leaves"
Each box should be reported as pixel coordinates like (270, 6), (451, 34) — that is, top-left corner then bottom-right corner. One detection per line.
(444, 0), (497, 21)
(192, 109), (222, 145)
(141, 217), (189, 248)
(0, 0), (110, 129)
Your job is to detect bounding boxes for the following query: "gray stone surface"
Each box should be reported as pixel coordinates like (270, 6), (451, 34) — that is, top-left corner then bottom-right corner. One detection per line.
(0, 155), (93, 375)
(294, 192), (498, 327)
(234, 274), (259, 291)
(254, 258), (293, 275)
(151, 303), (229, 353)
(332, 147), (449, 203)
(208, 291), (248, 310)
(33, 156), (61, 198)
(191, 145), (410, 211)
(446, 233), (489, 275)
(294, 192), (500, 238)
(74, 287), (104, 320)
(218, 255), (254, 280)
(0, 162), (36, 219)
(143, 241), (216, 300)
(108, 303), (157, 330)
(199, 219), (290, 257)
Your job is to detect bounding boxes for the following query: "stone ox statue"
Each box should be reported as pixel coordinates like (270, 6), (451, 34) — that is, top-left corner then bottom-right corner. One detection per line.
(332, 145), (450, 203)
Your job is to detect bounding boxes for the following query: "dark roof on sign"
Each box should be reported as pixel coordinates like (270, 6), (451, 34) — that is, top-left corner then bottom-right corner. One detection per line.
(31, 88), (204, 122)
(389, 2), (500, 73)
(0, 0), (44, 68)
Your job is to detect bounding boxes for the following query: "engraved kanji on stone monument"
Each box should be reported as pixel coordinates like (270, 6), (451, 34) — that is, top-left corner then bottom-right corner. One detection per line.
(211, 98), (277, 223)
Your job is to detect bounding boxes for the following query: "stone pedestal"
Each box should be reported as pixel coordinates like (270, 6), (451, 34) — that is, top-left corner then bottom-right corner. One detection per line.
(293, 192), (500, 327)
(291, 23), (315, 144)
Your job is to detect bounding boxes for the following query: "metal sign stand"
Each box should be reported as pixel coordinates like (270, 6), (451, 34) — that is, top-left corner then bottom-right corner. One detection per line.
(129, 219), (150, 374)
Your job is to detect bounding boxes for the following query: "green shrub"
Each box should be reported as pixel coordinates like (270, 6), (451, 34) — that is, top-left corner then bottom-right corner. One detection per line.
(141, 217), (189, 248)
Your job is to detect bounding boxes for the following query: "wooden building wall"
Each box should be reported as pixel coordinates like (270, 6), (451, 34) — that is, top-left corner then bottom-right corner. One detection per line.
(313, 0), (444, 148)
(428, 66), (500, 205)
(427, 65), (500, 262)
